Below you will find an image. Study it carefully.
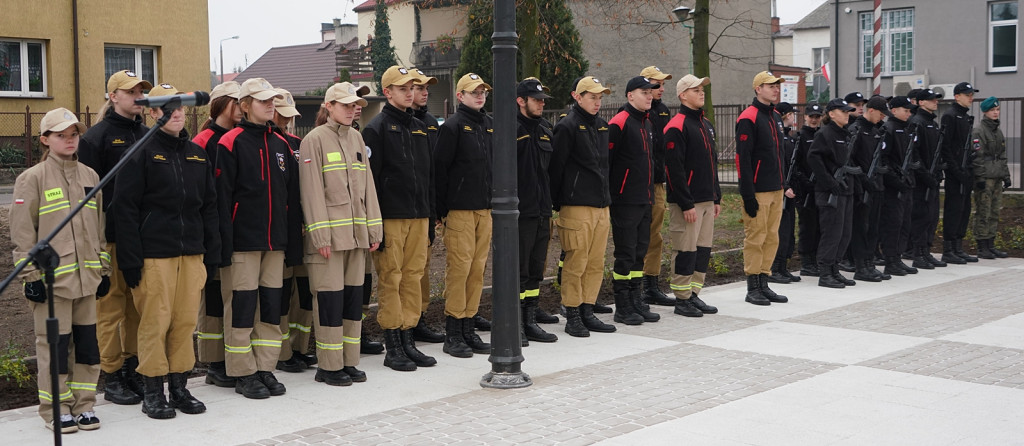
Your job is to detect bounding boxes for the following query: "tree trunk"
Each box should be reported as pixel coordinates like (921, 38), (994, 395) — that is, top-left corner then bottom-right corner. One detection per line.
(518, 0), (541, 79)
(692, 0), (714, 124)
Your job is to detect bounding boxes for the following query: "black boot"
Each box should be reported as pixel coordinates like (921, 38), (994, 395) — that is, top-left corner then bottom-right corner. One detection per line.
(256, 371), (286, 396)
(103, 367), (142, 405)
(759, 274), (789, 303)
(442, 315), (473, 358)
(383, 329), (416, 371)
(612, 280), (643, 326)
(912, 247), (935, 269)
(314, 368), (353, 386)
(778, 259), (801, 282)
(800, 255), (820, 277)
(899, 258), (919, 274)
(673, 297), (703, 317)
(832, 265), (856, 286)
(989, 239), (1009, 258)
(643, 275), (676, 306)
(204, 361), (235, 388)
(234, 373), (270, 399)
(462, 318), (491, 354)
(977, 239), (996, 260)
(818, 264), (846, 288)
(902, 249), (915, 260)
(341, 366), (367, 382)
(954, 239), (978, 262)
(141, 376), (176, 419)
(534, 303), (560, 324)
(361, 334), (385, 355)
(581, 304), (616, 333)
(837, 258), (856, 272)
(690, 294), (718, 314)
(744, 275), (770, 306)
(276, 351), (306, 373)
(401, 329), (437, 366)
(883, 257), (908, 276)
(472, 314), (492, 331)
(942, 240), (967, 264)
(630, 278), (660, 322)
(293, 350), (317, 367)
(853, 260), (883, 282)
(167, 372), (205, 414)
(520, 316), (529, 347)
(926, 247), (947, 267)
(592, 302), (613, 314)
(563, 306), (589, 337)
(412, 314), (445, 343)
(766, 259), (792, 283)
(123, 355), (146, 399)
(524, 297), (558, 342)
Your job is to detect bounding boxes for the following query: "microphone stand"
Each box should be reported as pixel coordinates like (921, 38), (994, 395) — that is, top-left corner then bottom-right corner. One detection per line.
(0, 102), (177, 446)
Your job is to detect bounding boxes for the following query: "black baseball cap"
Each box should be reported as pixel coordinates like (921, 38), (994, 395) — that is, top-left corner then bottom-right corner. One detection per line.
(844, 92), (866, 104)
(954, 82), (979, 95)
(916, 89), (943, 101)
(517, 78), (552, 99)
(776, 102), (794, 115)
(625, 76), (659, 96)
(907, 89), (922, 101)
(865, 96), (892, 117)
(804, 103), (824, 116)
(826, 98), (856, 112)
(888, 96), (912, 110)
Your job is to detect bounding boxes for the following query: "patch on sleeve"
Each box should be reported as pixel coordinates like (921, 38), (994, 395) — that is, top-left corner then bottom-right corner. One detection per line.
(666, 142), (675, 150)
(14, 198), (24, 204)
(739, 134), (749, 142)
(303, 159), (312, 164)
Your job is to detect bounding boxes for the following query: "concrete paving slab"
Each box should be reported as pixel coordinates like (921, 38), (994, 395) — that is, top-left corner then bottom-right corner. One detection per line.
(940, 312), (1024, 350)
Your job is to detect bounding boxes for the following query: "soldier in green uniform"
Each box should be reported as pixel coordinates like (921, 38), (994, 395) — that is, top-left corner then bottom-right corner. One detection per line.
(971, 96), (1011, 259)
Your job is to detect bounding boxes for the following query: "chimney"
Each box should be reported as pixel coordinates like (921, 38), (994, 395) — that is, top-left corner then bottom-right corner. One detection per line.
(771, 17), (780, 34)
(334, 18), (342, 43)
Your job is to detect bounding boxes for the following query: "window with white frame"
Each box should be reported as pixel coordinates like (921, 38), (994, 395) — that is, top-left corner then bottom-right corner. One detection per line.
(104, 45), (157, 87)
(859, 8), (915, 76)
(0, 39), (47, 97)
(990, 1), (1018, 71)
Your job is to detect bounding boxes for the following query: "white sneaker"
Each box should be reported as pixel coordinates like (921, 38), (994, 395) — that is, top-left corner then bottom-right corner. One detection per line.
(76, 411), (101, 430)
(46, 413), (78, 433)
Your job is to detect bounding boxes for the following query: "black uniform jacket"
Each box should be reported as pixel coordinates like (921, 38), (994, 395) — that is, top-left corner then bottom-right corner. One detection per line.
(363, 103), (434, 220)
(908, 108), (942, 187)
(549, 105), (611, 210)
(807, 121), (855, 195)
(940, 103), (974, 180)
(215, 119), (301, 266)
(79, 107), (149, 243)
(413, 106), (441, 150)
(791, 125), (818, 198)
(192, 122), (232, 170)
(434, 103), (493, 217)
(649, 99), (672, 183)
(882, 117), (916, 191)
(735, 98), (785, 199)
(115, 129), (220, 271)
(607, 103), (654, 206)
(847, 116), (885, 193)
(664, 104), (721, 210)
(517, 112), (554, 219)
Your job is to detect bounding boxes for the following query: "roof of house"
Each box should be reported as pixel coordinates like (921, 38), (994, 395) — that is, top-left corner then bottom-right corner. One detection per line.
(774, 24), (794, 38)
(353, 0), (404, 13)
(793, 2), (832, 30)
(234, 39), (353, 96)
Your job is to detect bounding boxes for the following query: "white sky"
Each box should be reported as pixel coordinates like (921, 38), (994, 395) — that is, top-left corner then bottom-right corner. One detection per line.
(209, 0), (828, 75)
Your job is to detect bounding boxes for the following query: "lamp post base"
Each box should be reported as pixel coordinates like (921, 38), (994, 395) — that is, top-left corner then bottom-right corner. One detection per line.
(480, 371), (532, 389)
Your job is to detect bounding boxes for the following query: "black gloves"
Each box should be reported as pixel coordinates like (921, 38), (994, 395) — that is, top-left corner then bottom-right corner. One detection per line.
(742, 198), (758, 218)
(24, 280), (45, 303)
(830, 179), (846, 196)
(922, 173), (939, 188)
(377, 235), (385, 253)
(123, 268), (141, 289)
(428, 222), (436, 246)
(976, 181), (986, 191)
(1004, 178), (1012, 189)
(96, 276), (110, 298)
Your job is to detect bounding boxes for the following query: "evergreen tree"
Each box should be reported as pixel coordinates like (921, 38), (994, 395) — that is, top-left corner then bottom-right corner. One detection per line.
(371, 0), (399, 93)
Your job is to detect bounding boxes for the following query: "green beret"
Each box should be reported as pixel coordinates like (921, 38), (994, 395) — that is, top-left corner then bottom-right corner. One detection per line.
(981, 96), (999, 112)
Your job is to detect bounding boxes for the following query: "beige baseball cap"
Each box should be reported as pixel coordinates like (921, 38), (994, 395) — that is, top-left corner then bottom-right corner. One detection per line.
(107, 70), (153, 93)
(273, 88), (301, 118)
(239, 78), (283, 101)
(675, 74), (710, 96)
(210, 81), (241, 101)
(752, 70), (782, 89)
(148, 83), (181, 98)
(325, 82), (369, 107)
(40, 107), (87, 134)
(575, 76), (611, 96)
(381, 66), (418, 89)
(456, 73), (492, 93)
(411, 68), (438, 86)
(640, 66), (673, 80)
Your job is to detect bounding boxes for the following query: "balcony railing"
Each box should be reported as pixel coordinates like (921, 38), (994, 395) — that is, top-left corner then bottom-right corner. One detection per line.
(411, 38), (463, 69)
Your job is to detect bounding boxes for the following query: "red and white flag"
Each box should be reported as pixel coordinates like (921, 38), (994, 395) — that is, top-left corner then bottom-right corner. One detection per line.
(820, 62), (831, 83)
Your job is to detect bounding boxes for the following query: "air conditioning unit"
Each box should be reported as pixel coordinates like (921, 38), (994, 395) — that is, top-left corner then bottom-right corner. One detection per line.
(892, 74), (928, 96)
(929, 84), (958, 99)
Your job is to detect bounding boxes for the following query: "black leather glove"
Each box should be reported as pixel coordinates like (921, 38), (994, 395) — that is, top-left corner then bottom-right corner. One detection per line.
(742, 197), (758, 218)
(122, 268), (141, 289)
(377, 234), (385, 253)
(976, 181), (986, 191)
(1004, 178), (1012, 189)
(24, 280), (45, 303)
(96, 276), (110, 298)
(428, 222), (436, 246)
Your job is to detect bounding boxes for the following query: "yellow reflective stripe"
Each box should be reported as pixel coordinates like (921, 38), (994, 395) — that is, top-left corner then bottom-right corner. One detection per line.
(519, 291), (527, 300)
(83, 260), (102, 269)
(350, 162), (367, 171)
(252, 338), (282, 348)
(67, 381), (97, 392)
(224, 343), (253, 354)
(316, 340), (344, 350)
(630, 271), (644, 279)
(281, 331), (291, 340)
(289, 322), (312, 333)
(690, 282), (704, 289)
(525, 289), (540, 298)
(197, 331), (223, 340)
(38, 200), (71, 215)
(54, 263), (79, 277)
(79, 199), (98, 210)
(343, 336), (360, 344)
(39, 389), (74, 402)
(558, 260), (564, 268)
(362, 313), (368, 321)
(366, 218), (382, 226)
(612, 272), (631, 281)
(15, 257), (30, 268)
(99, 251), (111, 262)
(322, 162), (348, 172)
(670, 283), (692, 291)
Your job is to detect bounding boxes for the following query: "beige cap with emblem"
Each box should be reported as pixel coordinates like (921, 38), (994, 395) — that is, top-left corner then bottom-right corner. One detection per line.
(40, 108), (87, 134)
(273, 88), (301, 118)
(239, 78), (283, 101)
(107, 70), (154, 93)
(325, 82), (369, 107)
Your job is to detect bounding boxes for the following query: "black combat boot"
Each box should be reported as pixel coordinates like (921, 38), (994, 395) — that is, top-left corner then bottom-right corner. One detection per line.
(745, 275), (770, 306)
(314, 368), (352, 386)
(580, 304), (617, 333)
(361, 334), (385, 355)
(883, 257), (908, 276)
(442, 315), (473, 358)
(977, 239), (996, 259)
(523, 297), (558, 342)
(854, 260), (883, 282)
(563, 306), (589, 337)
(778, 258), (801, 282)
(942, 240), (967, 264)
(832, 264), (856, 286)
(103, 367), (142, 405)
(690, 294), (717, 314)
(912, 246), (935, 269)
(412, 314), (445, 343)
(592, 302), (613, 314)
(382, 329), (416, 371)
(899, 259), (919, 274)
(123, 355), (146, 400)
(612, 280), (643, 325)
(643, 275), (676, 306)
(204, 361), (235, 388)
(256, 371), (286, 396)
(401, 329), (438, 366)
(473, 314), (492, 331)
(629, 278), (660, 322)
(954, 239), (978, 262)
(759, 274), (789, 303)
(141, 376), (176, 419)
(235, 373), (270, 399)
(818, 264), (846, 288)
(462, 318), (491, 354)
(534, 301), (560, 324)
(800, 255), (820, 277)
(837, 258), (856, 272)
(276, 352), (306, 373)
(167, 372), (206, 414)
(341, 366), (367, 382)
(673, 297), (703, 317)
(766, 259), (792, 283)
(926, 247), (947, 267)
(989, 239), (1009, 258)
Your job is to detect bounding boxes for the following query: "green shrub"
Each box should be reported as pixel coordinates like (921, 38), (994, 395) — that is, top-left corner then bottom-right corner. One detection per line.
(0, 341), (33, 388)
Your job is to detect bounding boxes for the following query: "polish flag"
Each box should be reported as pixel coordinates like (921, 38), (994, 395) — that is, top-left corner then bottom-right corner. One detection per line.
(820, 62), (831, 83)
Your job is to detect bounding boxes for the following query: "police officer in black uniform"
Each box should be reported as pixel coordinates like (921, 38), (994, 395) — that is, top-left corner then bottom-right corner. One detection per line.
(795, 103), (823, 277)
(907, 89), (947, 269)
(879, 96), (919, 276)
(939, 82), (980, 264)
(807, 99), (858, 288)
(847, 96), (891, 282)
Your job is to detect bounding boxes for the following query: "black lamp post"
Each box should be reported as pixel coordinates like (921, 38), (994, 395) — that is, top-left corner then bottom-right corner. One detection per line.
(481, 0), (531, 389)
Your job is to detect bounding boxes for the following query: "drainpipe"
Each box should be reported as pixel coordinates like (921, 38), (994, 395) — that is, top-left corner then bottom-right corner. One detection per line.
(72, 0), (82, 115)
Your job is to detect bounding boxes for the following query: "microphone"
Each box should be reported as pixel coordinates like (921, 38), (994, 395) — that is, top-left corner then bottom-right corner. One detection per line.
(135, 91), (211, 108)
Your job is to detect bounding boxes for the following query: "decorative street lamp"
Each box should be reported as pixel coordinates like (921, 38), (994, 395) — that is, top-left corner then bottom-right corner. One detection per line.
(481, 0), (531, 389)
(219, 35), (240, 83)
(673, 5), (695, 73)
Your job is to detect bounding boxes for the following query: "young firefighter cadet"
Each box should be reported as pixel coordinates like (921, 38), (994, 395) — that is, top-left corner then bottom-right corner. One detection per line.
(363, 66), (436, 371)
(907, 89), (947, 270)
(846, 96), (891, 282)
(550, 76), (616, 337)
(735, 71), (788, 306)
(638, 66), (677, 307)
(515, 78), (559, 345)
(216, 78), (302, 399)
(972, 97), (1011, 259)
(795, 104), (823, 277)
(940, 82), (981, 264)
(12, 109), (109, 433)
(879, 96), (920, 276)
(767, 102), (801, 284)
(607, 76), (661, 326)
(663, 74), (721, 318)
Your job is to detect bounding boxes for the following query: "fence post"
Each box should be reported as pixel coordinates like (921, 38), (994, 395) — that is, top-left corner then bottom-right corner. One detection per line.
(24, 105), (33, 166)
(85, 105), (91, 127)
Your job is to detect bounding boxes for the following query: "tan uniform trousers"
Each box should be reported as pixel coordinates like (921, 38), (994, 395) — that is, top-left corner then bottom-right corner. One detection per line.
(197, 269), (224, 363)
(372, 218), (428, 330)
(420, 236), (433, 311)
(669, 202), (716, 299)
(643, 183), (667, 276)
(96, 243), (140, 374)
(556, 206), (610, 307)
(223, 250), (284, 377)
(443, 209), (493, 319)
(308, 249), (366, 371)
(279, 265), (314, 360)
(133, 255), (205, 377)
(32, 295), (99, 423)
(742, 190), (784, 275)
